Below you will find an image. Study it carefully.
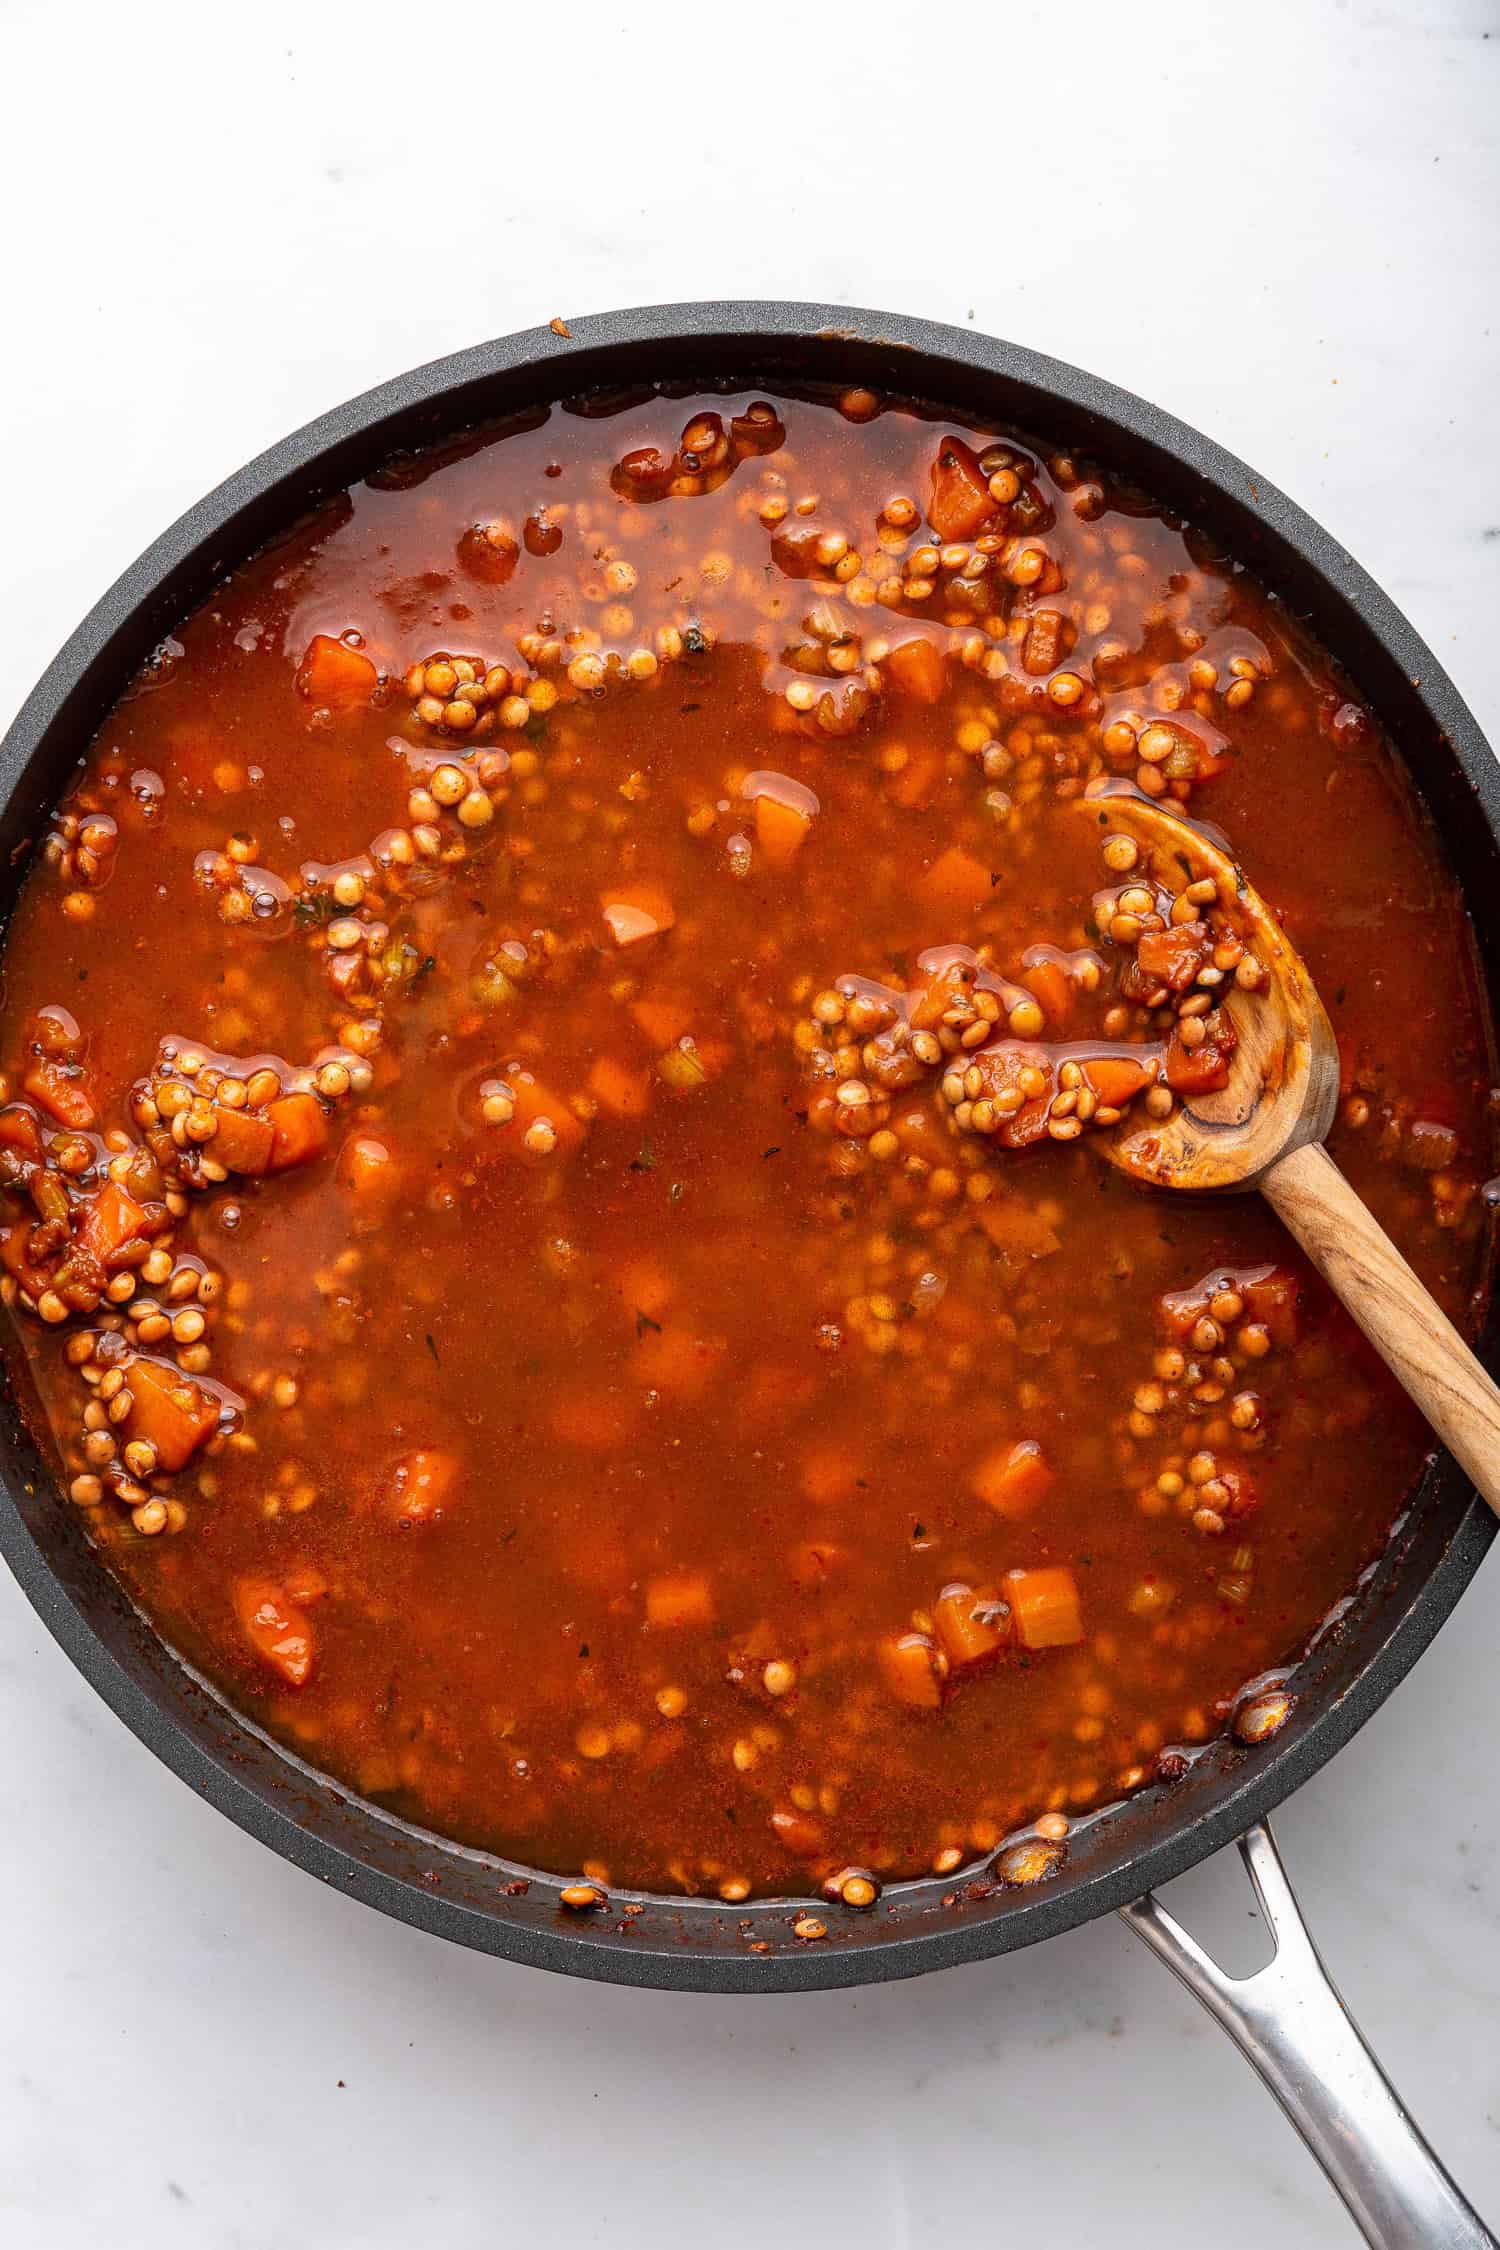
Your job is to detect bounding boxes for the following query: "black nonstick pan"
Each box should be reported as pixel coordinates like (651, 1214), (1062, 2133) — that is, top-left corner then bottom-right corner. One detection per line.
(1, 304), (1495, 2247)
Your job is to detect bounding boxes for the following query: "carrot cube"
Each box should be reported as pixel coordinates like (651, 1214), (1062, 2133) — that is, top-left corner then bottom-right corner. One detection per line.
(76, 1180), (148, 1264)
(916, 844), (994, 919)
(934, 1582), (1011, 1668)
(1082, 1053), (1153, 1110)
(295, 634), (377, 711)
(210, 1105), (276, 1175)
(126, 1357), (220, 1471)
(877, 1630), (945, 1710)
(588, 1055), (651, 1118)
(908, 958), (973, 1030)
(23, 1060), (95, 1130)
(629, 992), (694, 1048)
(234, 1577), (316, 1687)
(928, 435), (995, 542)
(1019, 953), (1073, 1027)
(336, 1132), (399, 1213)
(601, 882), (676, 946)
(264, 1092), (330, 1171)
(884, 636), (946, 703)
(1004, 1566), (1083, 1650)
(754, 792), (814, 868)
(646, 1571), (714, 1628)
(1137, 921), (1212, 991)
(1166, 1015), (1237, 1096)
(1244, 1267), (1299, 1349)
(972, 1438), (1054, 1516)
(0, 1105), (43, 1160)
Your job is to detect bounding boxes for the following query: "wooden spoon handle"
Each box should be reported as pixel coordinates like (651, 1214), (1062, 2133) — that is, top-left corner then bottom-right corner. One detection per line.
(1262, 1140), (1500, 1517)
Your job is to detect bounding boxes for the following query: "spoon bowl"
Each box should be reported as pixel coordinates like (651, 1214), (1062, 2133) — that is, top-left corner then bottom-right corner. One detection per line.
(1073, 780), (1500, 1515)
(1075, 785), (1340, 1190)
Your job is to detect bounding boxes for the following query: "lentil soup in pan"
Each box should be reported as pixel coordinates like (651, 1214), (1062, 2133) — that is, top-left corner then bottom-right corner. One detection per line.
(0, 384), (1490, 1908)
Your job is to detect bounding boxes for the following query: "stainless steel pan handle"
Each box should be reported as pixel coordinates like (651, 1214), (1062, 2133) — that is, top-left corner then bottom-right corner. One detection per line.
(1122, 1820), (1495, 2248)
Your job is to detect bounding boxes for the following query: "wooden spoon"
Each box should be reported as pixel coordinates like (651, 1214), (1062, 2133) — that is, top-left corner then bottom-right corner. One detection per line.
(1074, 782), (1500, 1514)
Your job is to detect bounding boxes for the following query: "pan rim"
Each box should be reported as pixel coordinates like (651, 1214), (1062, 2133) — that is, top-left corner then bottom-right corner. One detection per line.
(1, 299), (1494, 1993)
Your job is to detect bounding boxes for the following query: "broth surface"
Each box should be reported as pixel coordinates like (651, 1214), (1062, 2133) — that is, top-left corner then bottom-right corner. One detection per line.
(0, 386), (1490, 1902)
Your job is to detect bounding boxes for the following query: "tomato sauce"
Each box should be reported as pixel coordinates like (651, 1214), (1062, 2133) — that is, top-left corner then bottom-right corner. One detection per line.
(0, 386), (1490, 1901)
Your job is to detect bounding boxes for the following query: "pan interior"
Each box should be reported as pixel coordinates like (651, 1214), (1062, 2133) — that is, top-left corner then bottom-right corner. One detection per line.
(0, 306), (1493, 1990)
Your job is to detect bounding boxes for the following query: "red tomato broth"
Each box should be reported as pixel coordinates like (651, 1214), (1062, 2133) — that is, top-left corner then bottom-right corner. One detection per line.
(0, 388), (1490, 1900)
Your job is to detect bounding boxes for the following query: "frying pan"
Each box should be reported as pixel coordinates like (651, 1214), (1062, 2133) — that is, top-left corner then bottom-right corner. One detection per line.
(0, 304), (1495, 2247)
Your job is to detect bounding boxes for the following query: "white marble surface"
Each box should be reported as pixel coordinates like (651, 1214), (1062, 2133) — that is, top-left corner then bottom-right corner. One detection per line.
(2, 2), (1498, 2242)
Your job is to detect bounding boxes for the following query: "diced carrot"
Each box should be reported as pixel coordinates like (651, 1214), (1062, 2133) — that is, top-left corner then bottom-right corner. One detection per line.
(500, 1068), (587, 1153)
(908, 957), (974, 1030)
(0, 1105), (42, 1160)
(126, 1357), (220, 1471)
(635, 1327), (725, 1401)
(769, 523), (825, 577)
(798, 1441), (860, 1506)
(1019, 953), (1073, 1028)
(588, 1055), (651, 1118)
(1244, 1266), (1299, 1350)
(770, 1806), (826, 1857)
(295, 633), (378, 711)
(877, 1630), (945, 1710)
(645, 1571), (714, 1628)
(337, 1133), (399, 1215)
(234, 1577), (316, 1687)
(22, 1059), (95, 1130)
(551, 1393), (637, 1449)
(388, 1448), (461, 1524)
(601, 882), (676, 946)
(630, 992), (694, 1048)
(210, 1105), (275, 1175)
(1165, 1023), (1234, 1096)
(928, 435), (995, 542)
(1004, 1565), (1084, 1651)
(976, 1200), (1061, 1261)
(972, 1438), (1054, 1517)
(264, 1092), (330, 1172)
(934, 1582), (1011, 1668)
(1137, 922), (1212, 991)
(76, 1180), (148, 1264)
(754, 792), (814, 868)
(884, 635), (946, 703)
(916, 844), (994, 919)
(885, 740), (945, 809)
(1158, 1280), (1206, 1340)
(1082, 1053), (1153, 1109)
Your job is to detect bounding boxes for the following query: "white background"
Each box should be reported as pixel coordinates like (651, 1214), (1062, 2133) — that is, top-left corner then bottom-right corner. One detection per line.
(2, 2), (1498, 2243)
